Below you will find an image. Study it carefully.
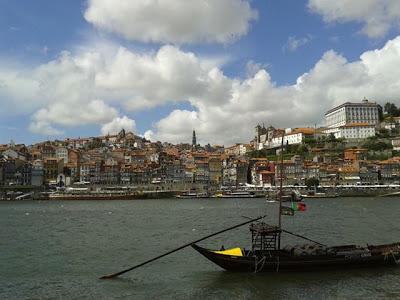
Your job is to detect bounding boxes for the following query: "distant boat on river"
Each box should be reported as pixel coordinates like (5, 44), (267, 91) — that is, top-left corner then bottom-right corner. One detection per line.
(301, 191), (339, 199)
(214, 191), (262, 198)
(175, 192), (209, 199)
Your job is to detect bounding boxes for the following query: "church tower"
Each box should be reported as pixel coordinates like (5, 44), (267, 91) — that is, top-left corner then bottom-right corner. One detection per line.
(192, 130), (197, 149)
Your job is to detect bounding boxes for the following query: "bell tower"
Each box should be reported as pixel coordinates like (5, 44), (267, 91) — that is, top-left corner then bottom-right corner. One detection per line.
(192, 130), (197, 149)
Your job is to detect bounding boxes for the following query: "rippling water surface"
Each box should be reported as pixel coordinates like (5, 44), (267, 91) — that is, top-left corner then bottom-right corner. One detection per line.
(1, 197), (400, 299)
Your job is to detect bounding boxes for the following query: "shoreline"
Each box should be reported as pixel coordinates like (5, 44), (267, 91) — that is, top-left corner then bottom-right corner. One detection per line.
(1, 192), (400, 201)
(2, 185), (400, 201)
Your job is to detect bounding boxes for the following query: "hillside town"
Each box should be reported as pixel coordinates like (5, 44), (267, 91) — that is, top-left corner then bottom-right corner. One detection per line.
(2, 99), (400, 195)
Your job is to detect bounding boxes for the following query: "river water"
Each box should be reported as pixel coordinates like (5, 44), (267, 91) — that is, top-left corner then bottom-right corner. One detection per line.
(1, 197), (400, 299)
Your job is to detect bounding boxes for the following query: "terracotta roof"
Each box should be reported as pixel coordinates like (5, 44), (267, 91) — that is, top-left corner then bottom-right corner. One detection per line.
(292, 128), (315, 135)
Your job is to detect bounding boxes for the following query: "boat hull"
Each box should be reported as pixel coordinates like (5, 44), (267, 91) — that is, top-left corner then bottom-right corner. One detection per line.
(191, 243), (400, 272)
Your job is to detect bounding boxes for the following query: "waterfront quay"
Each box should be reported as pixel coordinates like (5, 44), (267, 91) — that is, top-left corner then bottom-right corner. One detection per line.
(2, 183), (400, 201)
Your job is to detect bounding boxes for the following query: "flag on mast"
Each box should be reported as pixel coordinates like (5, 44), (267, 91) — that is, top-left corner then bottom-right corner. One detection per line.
(291, 201), (306, 212)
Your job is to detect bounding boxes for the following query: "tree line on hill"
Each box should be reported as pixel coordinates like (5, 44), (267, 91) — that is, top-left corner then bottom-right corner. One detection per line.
(384, 102), (400, 118)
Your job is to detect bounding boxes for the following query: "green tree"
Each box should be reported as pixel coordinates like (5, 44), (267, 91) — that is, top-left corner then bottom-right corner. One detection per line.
(327, 133), (337, 143)
(297, 144), (308, 155)
(303, 137), (316, 147)
(384, 102), (400, 117)
(305, 177), (319, 189)
(377, 128), (390, 138)
(362, 139), (393, 151)
(377, 104), (384, 121)
(87, 138), (104, 150)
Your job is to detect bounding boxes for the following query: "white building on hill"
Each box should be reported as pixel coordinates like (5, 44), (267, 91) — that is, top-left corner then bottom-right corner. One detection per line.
(324, 99), (379, 139)
(334, 123), (376, 139)
(269, 128), (315, 148)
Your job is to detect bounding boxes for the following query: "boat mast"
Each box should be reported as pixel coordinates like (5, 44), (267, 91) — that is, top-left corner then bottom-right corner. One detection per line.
(278, 132), (284, 229)
(277, 132), (284, 249)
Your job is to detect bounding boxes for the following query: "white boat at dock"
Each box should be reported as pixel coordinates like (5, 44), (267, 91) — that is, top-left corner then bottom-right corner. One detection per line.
(301, 191), (338, 198)
(175, 192), (209, 199)
(214, 191), (261, 198)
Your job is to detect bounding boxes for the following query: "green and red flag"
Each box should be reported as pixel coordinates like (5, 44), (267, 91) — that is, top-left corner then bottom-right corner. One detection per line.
(291, 201), (306, 212)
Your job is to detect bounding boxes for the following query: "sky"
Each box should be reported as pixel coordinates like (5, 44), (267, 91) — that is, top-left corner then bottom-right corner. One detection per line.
(1, 0), (400, 146)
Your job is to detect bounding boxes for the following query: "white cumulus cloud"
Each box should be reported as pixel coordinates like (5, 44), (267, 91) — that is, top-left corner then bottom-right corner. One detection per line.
(3, 36), (400, 144)
(0, 44), (215, 137)
(28, 121), (64, 136)
(308, 0), (400, 38)
(284, 35), (313, 52)
(84, 0), (258, 44)
(101, 116), (136, 135)
(147, 36), (400, 145)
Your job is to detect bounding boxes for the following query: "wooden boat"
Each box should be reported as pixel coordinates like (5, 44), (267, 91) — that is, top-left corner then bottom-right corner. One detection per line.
(192, 223), (400, 272)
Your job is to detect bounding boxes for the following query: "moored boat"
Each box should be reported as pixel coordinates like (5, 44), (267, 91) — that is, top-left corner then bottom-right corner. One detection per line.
(192, 223), (400, 272)
(266, 189), (303, 202)
(175, 192), (209, 199)
(214, 191), (262, 198)
(301, 191), (338, 198)
(49, 193), (138, 200)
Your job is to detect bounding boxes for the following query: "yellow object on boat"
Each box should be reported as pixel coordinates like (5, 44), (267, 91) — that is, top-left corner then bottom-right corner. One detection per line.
(213, 247), (243, 256)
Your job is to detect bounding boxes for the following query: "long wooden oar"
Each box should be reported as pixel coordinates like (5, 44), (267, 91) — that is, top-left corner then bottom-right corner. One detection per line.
(99, 215), (266, 279)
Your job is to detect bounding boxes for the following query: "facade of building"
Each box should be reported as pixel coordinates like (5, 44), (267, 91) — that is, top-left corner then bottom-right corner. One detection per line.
(31, 164), (44, 186)
(269, 128), (315, 148)
(56, 147), (69, 164)
(165, 161), (186, 183)
(43, 158), (64, 183)
(378, 159), (400, 183)
(101, 160), (120, 185)
(224, 144), (251, 156)
(208, 156), (222, 185)
(334, 123), (376, 139)
(194, 160), (209, 184)
(41, 145), (56, 159)
(325, 99), (379, 129)
(324, 99), (379, 139)
(15, 163), (32, 185)
(392, 138), (400, 151)
(4, 160), (16, 185)
(251, 160), (275, 186)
